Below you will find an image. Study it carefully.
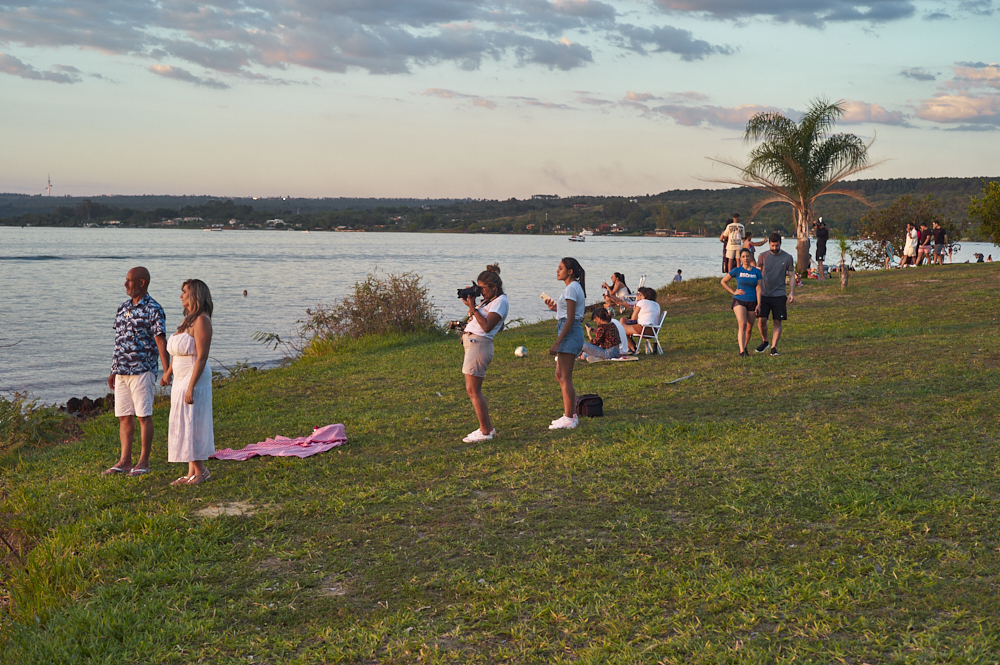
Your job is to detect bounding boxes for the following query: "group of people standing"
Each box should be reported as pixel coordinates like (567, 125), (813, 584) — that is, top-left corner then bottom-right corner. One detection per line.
(899, 221), (948, 267)
(104, 267), (215, 485)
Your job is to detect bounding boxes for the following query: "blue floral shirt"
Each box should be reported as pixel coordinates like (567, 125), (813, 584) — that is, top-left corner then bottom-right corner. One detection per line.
(111, 294), (166, 375)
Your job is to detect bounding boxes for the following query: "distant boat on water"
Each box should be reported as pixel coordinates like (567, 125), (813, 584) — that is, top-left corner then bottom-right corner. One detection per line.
(579, 229), (594, 237)
(569, 235), (585, 242)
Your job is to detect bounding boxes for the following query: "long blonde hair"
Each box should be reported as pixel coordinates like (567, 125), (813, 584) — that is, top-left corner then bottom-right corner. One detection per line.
(177, 279), (213, 333)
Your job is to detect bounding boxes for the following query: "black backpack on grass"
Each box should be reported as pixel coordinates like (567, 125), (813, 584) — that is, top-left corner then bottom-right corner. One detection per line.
(575, 394), (603, 418)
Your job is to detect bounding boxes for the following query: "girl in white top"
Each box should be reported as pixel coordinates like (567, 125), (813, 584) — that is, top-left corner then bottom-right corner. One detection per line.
(460, 264), (508, 443)
(620, 287), (661, 353)
(543, 257), (586, 430)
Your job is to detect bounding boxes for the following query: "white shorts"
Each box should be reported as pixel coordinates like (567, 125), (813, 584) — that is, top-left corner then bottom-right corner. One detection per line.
(726, 247), (741, 259)
(903, 247), (916, 257)
(115, 372), (155, 417)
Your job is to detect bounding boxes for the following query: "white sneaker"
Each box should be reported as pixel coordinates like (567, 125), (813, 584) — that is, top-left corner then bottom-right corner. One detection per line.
(548, 415), (578, 430)
(463, 428), (495, 443)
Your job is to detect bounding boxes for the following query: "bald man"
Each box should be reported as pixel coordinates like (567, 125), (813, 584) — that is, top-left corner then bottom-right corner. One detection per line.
(104, 267), (168, 477)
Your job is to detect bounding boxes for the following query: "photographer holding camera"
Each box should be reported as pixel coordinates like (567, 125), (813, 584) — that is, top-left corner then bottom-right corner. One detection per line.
(459, 263), (508, 443)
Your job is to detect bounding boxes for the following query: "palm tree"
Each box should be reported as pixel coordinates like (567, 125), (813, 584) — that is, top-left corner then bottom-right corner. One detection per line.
(707, 98), (881, 273)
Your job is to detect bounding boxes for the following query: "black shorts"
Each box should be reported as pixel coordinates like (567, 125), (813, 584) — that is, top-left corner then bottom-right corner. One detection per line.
(815, 246), (827, 261)
(732, 298), (757, 311)
(758, 296), (788, 321)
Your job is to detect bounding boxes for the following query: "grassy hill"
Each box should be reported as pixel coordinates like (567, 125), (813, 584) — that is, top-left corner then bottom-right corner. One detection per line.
(4, 263), (1000, 662)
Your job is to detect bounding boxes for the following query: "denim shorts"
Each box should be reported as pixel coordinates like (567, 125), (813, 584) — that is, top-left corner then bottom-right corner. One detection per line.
(556, 318), (585, 355)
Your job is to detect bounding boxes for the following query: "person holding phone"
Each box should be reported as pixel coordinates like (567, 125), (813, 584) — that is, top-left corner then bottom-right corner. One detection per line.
(460, 264), (508, 443)
(542, 257), (586, 430)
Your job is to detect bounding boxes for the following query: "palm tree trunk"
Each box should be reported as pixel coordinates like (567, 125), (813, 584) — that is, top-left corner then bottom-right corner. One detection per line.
(795, 207), (811, 275)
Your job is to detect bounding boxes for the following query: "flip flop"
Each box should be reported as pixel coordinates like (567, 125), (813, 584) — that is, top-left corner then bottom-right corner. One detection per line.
(185, 472), (212, 485)
(127, 468), (150, 477)
(102, 466), (128, 476)
(170, 475), (193, 486)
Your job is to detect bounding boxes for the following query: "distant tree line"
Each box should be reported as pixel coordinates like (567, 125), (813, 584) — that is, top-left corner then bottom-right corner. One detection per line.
(2, 177), (996, 240)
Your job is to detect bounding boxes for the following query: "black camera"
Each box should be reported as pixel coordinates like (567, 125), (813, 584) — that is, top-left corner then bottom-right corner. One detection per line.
(457, 284), (482, 299)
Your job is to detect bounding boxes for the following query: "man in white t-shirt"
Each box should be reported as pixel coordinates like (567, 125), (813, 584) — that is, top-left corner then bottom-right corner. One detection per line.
(720, 213), (745, 272)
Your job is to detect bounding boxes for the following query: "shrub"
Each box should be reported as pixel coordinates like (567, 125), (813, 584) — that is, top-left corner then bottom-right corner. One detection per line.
(0, 393), (65, 455)
(298, 270), (439, 353)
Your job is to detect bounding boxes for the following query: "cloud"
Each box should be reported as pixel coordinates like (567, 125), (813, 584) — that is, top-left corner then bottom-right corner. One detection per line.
(423, 87), (496, 109)
(625, 91), (658, 102)
(914, 62), (1000, 126)
(959, 0), (995, 15)
(840, 99), (908, 125)
(947, 63), (1000, 90)
(0, 52), (80, 83)
(944, 123), (999, 131)
(900, 67), (936, 81)
(917, 93), (1000, 125)
(509, 95), (576, 110)
(0, 0), (729, 84)
(576, 94), (614, 105)
(653, 0), (917, 27)
(514, 36), (593, 70)
(649, 103), (782, 128)
(149, 64), (229, 89)
(616, 23), (732, 60)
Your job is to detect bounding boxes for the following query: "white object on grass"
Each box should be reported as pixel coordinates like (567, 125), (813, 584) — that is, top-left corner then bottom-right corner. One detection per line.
(514, 346), (527, 357)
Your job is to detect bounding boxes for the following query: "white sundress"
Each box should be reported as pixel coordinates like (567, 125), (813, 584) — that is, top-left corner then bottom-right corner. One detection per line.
(167, 331), (214, 463)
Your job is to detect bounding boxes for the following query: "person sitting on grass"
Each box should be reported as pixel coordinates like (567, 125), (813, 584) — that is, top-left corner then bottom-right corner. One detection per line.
(620, 287), (661, 354)
(580, 306), (621, 363)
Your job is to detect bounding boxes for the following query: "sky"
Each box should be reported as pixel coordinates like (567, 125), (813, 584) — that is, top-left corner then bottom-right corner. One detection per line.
(1, 0), (998, 200)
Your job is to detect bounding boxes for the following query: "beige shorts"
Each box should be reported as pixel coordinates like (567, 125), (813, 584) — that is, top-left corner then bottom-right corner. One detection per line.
(726, 247), (741, 259)
(903, 246), (916, 257)
(462, 334), (494, 378)
(114, 372), (155, 417)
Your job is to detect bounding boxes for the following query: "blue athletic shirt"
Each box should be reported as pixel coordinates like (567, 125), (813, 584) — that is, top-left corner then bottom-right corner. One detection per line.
(728, 266), (762, 302)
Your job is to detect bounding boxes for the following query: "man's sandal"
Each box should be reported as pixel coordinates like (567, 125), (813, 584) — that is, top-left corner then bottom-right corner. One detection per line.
(102, 466), (129, 476)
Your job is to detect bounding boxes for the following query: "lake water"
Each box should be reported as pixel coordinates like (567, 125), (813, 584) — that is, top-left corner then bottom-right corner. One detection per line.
(0, 227), (992, 403)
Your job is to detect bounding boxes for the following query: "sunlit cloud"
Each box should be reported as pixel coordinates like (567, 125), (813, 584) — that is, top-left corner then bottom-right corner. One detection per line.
(840, 99), (908, 125)
(917, 93), (1000, 124)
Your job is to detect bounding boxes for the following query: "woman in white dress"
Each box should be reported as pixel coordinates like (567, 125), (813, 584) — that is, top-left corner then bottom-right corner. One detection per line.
(160, 279), (214, 486)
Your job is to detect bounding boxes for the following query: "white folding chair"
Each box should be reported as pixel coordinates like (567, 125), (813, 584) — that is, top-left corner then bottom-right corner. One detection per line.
(622, 275), (646, 308)
(634, 312), (666, 355)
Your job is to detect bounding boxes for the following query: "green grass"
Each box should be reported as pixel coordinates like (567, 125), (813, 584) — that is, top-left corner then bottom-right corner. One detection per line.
(4, 265), (1000, 663)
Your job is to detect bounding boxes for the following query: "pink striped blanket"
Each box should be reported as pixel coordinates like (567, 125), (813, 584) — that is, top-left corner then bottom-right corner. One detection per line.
(210, 424), (348, 461)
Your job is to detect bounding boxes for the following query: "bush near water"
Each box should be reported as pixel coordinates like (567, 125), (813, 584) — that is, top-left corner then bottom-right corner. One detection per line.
(4, 265), (1000, 662)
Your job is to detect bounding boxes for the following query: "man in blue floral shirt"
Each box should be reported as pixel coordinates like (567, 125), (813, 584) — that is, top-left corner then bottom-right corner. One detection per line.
(103, 267), (169, 477)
